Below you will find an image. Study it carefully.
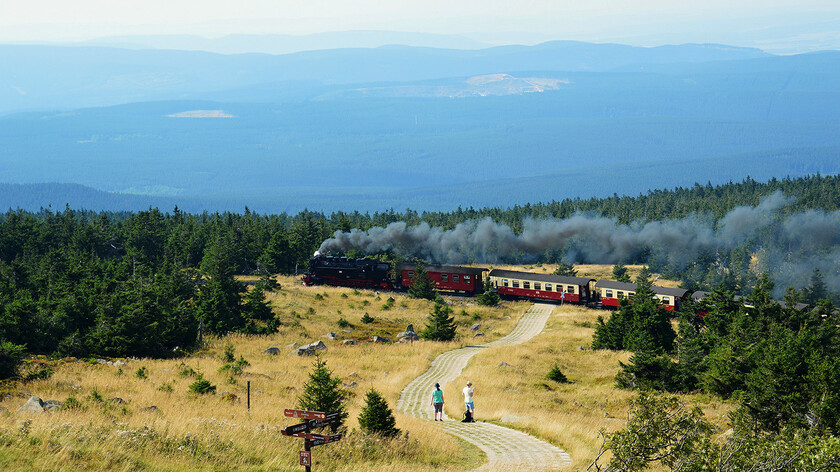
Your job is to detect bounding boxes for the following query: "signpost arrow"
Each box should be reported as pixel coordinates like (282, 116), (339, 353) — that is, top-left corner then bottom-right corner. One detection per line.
(307, 433), (342, 447)
(308, 412), (341, 429)
(285, 408), (326, 420)
(281, 422), (310, 436)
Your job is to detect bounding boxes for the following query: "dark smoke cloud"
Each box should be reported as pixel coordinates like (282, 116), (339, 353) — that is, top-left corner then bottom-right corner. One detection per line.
(319, 192), (840, 296)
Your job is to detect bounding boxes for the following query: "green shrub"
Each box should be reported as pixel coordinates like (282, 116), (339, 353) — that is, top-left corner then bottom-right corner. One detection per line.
(135, 367), (148, 379)
(158, 382), (174, 393)
(189, 375), (217, 395)
(61, 396), (84, 411)
(361, 313), (375, 324)
(24, 367), (54, 382)
(222, 344), (235, 363)
(358, 389), (400, 437)
(177, 363), (198, 378)
(546, 365), (570, 383)
(0, 341), (26, 380)
(337, 318), (351, 328)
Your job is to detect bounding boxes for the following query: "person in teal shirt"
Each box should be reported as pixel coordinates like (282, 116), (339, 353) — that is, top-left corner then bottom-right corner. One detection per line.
(431, 382), (445, 421)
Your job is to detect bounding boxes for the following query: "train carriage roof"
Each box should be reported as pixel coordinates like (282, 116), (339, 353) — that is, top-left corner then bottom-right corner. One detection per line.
(488, 269), (594, 286)
(595, 280), (689, 298)
(394, 263), (486, 276)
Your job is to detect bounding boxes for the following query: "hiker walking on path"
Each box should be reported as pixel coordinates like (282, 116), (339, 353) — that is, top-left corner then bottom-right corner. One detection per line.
(463, 381), (475, 420)
(431, 383), (445, 421)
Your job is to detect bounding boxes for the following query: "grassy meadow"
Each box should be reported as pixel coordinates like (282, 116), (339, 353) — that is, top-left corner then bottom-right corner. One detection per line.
(0, 269), (728, 471)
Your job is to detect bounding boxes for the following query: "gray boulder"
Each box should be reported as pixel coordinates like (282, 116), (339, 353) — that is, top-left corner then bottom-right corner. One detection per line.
(371, 336), (391, 343)
(498, 362), (512, 367)
(141, 406), (159, 413)
(286, 342), (300, 349)
(17, 396), (45, 414)
(43, 400), (63, 411)
(294, 347), (317, 356)
(342, 381), (358, 389)
(302, 341), (327, 351)
(263, 347), (281, 355)
(470, 323), (481, 331)
(343, 339), (358, 345)
(474, 331), (485, 337)
(398, 332), (419, 341)
(325, 332), (337, 340)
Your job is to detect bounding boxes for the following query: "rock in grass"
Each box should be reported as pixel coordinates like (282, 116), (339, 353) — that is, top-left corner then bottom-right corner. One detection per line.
(470, 323), (481, 331)
(17, 397), (45, 414)
(371, 336), (391, 343)
(343, 339), (358, 345)
(263, 347), (281, 355)
(43, 400), (63, 411)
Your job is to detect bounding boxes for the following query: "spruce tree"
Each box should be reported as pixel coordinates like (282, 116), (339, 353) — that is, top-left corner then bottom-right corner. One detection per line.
(407, 264), (436, 300)
(612, 263), (631, 282)
(358, 389), (400, 437)
(554, 261), (578, 277)
(477, 277), (500, 306)
(297, 355), (348, 432)
(421, 301), (457, 341)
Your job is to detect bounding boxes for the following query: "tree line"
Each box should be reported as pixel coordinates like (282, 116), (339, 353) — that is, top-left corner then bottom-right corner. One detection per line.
(2, 173), (839, 367)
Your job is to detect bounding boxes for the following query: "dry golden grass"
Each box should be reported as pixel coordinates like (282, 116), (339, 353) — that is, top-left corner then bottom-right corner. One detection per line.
(445, 304), (732, 471)
(0, 276), (525, 471)
(0, 274), (724, 471)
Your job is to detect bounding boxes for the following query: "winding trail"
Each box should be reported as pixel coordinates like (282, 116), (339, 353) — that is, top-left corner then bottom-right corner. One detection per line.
(397, 303), (572, 471)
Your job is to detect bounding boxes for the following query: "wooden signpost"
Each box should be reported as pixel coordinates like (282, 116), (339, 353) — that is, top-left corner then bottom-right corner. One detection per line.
(282, 409), (343, 471)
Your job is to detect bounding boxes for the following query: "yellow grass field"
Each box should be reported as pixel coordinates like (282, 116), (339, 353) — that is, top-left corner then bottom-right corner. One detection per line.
(0, 268), (726, 471)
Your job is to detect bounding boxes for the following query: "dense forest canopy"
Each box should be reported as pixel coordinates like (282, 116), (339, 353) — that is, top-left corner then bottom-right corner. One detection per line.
(0, 174), (839, 363)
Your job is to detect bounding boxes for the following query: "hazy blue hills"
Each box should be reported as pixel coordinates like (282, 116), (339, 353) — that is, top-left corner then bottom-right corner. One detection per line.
(0, 41), (769, 114)
(1, 41), (838, 213)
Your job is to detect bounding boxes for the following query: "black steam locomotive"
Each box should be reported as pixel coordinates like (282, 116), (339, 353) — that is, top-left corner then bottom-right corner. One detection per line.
(302, 255), (393, 289)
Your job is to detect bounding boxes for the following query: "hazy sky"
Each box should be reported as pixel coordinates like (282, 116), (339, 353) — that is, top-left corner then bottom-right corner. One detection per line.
(1, 0), (839, 49)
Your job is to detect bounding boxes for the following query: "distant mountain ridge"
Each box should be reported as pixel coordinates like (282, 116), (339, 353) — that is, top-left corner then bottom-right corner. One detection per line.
(0, 40), (769, 114)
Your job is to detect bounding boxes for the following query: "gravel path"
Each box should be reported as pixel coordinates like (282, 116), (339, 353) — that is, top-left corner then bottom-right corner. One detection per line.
(397, 303), (572, 471)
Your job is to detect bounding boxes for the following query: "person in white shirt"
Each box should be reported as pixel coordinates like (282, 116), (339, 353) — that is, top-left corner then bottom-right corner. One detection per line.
(463, 381), (475, 416)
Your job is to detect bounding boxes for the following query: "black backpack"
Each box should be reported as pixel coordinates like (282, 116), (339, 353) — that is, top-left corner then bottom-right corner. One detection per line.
(462, 410), (474, 423)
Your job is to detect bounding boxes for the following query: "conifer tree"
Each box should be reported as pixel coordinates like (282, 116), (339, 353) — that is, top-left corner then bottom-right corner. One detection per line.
(358, 389), (400, 437)
(612, 262), (631, 282)
(421, 300), (457, 341)
(407, 264), (436, 300)
(554, 261), (578, 277)
(297, 355), (348, 432)
(477, 277), (500, 306)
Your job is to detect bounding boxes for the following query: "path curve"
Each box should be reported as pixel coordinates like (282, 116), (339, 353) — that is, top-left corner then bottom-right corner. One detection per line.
(397, 303), (571, 471)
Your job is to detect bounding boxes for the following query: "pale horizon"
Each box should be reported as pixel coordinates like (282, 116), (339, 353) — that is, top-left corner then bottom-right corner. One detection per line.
(1, 1), (839, 53)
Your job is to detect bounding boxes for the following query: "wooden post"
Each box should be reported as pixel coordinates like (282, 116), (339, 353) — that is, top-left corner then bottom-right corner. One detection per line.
(304, 440), (311, 472)
(247, 381), (251, 411)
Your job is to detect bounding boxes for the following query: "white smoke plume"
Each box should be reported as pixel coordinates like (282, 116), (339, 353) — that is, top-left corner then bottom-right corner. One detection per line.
(318, 192), (840, 295)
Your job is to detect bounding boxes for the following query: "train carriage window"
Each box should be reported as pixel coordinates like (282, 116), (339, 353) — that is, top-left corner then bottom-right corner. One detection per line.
(441, 274), (449, 282)
(545, 283), (552, 291)
(503, 279), (509, 287)
(606, 290), (613, 297)
(407, 271), (415, 278)
(567, 286), (575, 294)
(453, 275), (459, 283)
(661, 297), (671, 304)
(523, 281), (530, 289)
(512, 281), (519, 288)
(464, 275), (471, 282)
(534, 282), (541, 290)
(617, 291), (624, 299)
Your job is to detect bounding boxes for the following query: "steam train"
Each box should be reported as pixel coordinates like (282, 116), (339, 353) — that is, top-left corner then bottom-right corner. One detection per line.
(302, 255), (691, 311)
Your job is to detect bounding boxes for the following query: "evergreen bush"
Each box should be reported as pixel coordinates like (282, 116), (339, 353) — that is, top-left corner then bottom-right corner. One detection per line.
(358, 389), (400, 437)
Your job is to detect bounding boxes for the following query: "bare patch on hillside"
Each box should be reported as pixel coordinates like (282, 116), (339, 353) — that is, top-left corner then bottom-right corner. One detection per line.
(167, 110), (234, 118)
